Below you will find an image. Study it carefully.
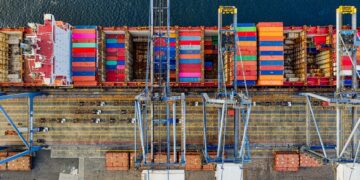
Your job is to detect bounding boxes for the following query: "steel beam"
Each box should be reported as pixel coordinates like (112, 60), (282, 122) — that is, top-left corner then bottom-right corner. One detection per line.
(306, 97), (328, 158)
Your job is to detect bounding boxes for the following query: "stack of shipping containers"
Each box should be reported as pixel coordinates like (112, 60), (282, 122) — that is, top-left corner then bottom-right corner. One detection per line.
(104, 32), (132, 82)
(204, 32), (217, 81)
(307, 26), (332, 86)
(236, 23), (257, 86)
(71, 26), (98, 86)
(257, 22), (284, 86)
(283, 27), (306, 86)
(154, 32), (176, 82)
(0, 32), (8, 82)
(132, 35), (147, 80)
(178, 29), (203, 83)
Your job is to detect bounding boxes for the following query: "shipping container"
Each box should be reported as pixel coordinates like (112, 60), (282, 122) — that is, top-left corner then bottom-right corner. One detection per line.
(204, 28), (218, 82)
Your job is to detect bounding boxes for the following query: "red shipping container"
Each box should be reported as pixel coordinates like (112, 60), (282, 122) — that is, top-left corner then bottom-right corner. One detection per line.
(237, 76), (257, 80)
(313, 36), (326, 46)
(106, 56), (125, 61)
(179, 31), (201, 36)
(106, 51), (126, 57)
(179, 64), (201, 69)
(237, 71), (257, 76)
(107, 70), (125, 75)
(341, 56), (352, 66)
(237, 65), (257, 71)
(72, 52), (96, 57)
(106, 48), (123, 53)
(72, 48), (96, 53)
(179, 41), (201, 45)
(179, 67), (202, 73)
(237, 32), (257, 36)
(106, 34), (125, 39)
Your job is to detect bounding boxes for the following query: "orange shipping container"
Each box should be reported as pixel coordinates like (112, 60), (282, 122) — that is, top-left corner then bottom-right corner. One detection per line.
(259, 36), (284, 41)
(258, 75), (283, 81)
(72, 62), (96, 67)
(237, 41), (257, 46)
(258, 27), (283, 32)
(257, 80), (283, 86)
(72, 76), (96, 81)
(259, 46), (284, 51)
(259, 56), (284, 61)
(179, 54), (201, 59)
(257, 22), (283, 27)
(72, 29), (96, 34)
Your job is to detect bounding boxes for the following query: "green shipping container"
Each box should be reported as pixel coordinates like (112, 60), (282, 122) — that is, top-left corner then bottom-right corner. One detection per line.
(72, 43), (97, 48)
(106, 61), (117, 66)
(236, 27), (256, 32)
(235, 55), (257, 61)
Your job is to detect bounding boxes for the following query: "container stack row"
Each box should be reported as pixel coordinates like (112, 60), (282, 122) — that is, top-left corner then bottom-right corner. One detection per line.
(0, 32), (8, 82)
(257, 22), (284, 86)
(72, 26), (98, 86)
(283, 27), (306, 86)
(236, 23), (257, 86)
(105, 33), (127, 82)
(178, 30), (202, 83)
(204, 36), (218, 80)
(154, 32), (176, 81)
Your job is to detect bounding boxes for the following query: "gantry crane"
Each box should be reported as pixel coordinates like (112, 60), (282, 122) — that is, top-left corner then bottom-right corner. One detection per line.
(0, 93), (45, 164)
(134, 0), (186, 170)
(300, 5), (360, 179)
(202, 6), (252, 177)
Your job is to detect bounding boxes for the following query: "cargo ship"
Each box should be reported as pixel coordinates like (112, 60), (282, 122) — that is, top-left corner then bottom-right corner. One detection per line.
(0, 14), (350, 88)
(0, 9), (358, 179)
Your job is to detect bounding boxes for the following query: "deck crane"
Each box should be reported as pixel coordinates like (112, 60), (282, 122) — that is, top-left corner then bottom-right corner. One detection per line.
(133, 0), (186, 178)
(300, 6), (360, 179)
(202, 6), (252, 179)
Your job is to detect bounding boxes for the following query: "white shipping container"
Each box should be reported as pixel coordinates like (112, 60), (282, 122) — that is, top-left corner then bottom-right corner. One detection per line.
(141, 170), (185, 180)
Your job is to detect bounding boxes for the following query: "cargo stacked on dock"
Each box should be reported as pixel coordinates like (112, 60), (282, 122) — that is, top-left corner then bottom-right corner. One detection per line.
(257, 22), (284, 86)
(204, 35), (217, 80)
(154, 32), (176, 81)
(104, 31), (132, 82)
(72, 26), (98, 86)
(178, 29), (203, 83)
(236, 23), (257, 86)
